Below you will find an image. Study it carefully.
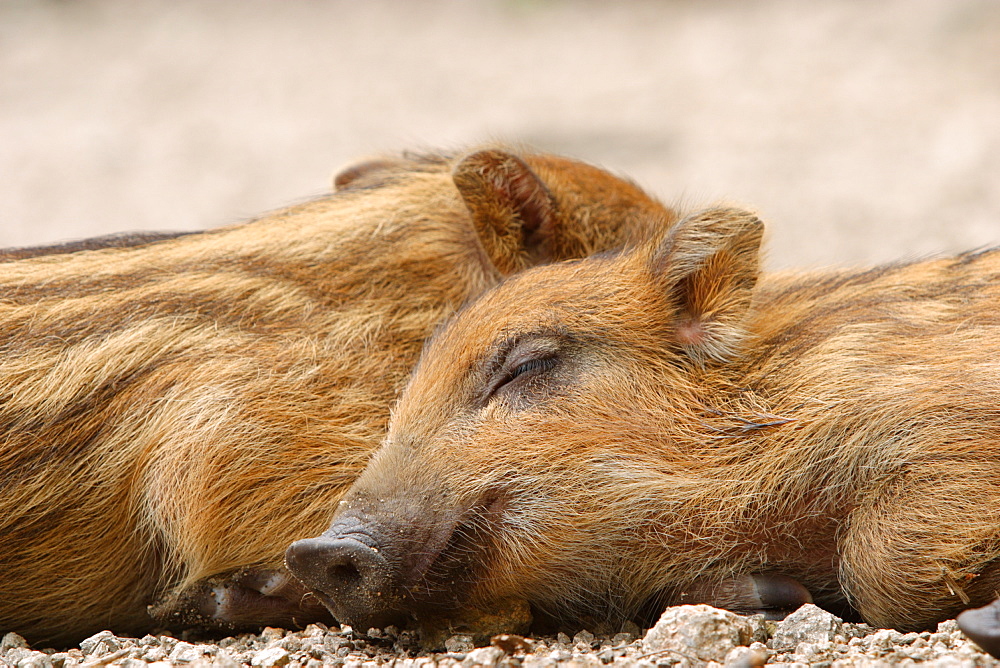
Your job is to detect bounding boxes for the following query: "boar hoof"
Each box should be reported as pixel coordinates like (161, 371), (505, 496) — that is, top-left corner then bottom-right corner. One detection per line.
(675, 574), (813, 620)
(957, 598), (1000, 659)
(149, 568), (333, 632)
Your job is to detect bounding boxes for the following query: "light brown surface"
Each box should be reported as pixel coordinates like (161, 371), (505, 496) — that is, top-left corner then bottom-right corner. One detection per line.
(1, 0), (998, 269)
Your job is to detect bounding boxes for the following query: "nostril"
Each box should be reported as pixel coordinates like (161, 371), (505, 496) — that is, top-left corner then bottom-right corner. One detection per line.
(326, 562), (362, 589)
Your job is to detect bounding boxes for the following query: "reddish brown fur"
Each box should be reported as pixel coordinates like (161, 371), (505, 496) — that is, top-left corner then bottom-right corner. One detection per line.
(0, 145), (677, 646)
(324, 207), (1000, 633)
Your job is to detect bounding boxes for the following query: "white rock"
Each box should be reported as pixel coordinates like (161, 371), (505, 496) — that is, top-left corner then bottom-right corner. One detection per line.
(303, 624), (327, 637)
(4, 648), (30, 663)
(2, 632), (29, 652)
(168, 640), (204, 663)
(937, 619), (960, 633)
(642, 604), (753, 666)
(863, 628), (897, 652)
(462, 646), (504, 667)
(116, 659), (149, 668)
(142, 646), (168, 662)
(771, 604), (843, 649)
(251, 646), (290, 667)
(15, 651), (52, 668)
(79, 630), (120, 657)
(445, 634), (475, 653)
(260, 627), (286, 643)
(723, 645), (768, 667)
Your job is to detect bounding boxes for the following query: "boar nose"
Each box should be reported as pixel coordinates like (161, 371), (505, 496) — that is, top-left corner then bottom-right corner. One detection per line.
(285, 535), (398, 627)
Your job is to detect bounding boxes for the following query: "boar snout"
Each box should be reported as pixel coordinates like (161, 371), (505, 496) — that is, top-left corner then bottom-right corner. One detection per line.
(285, 477), (509, 630)
(285, 496), (477, 630)
(285, 529), (403, 629)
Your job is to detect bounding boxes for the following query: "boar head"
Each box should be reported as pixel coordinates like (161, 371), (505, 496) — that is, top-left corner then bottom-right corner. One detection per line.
(286, 208), (765, 630)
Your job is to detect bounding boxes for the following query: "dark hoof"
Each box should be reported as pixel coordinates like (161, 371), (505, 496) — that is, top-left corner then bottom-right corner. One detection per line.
(676, 573), (813, 620)
(957, 598), (1000, 659)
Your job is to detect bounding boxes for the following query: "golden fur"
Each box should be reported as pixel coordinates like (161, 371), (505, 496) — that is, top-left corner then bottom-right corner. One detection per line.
(0, 146), (676, 645)
(338, 207), (1000, 633)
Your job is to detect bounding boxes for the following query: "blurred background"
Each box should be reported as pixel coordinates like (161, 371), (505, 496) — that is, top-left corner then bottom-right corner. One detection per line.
(1, 0), (998, 269)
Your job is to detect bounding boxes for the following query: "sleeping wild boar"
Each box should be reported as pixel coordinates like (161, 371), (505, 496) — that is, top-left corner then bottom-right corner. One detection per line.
(286, 206), (1000, 641)
(0, 146), (678, 646)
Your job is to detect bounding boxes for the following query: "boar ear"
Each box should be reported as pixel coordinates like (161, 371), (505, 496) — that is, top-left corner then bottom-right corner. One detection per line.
(452, 149), (558, 276)
(649, 207), (764, 364)
(333, 158), (405, 191)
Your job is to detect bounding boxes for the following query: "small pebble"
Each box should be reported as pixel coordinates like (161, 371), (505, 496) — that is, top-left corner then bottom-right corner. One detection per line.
(444, 634), (475, 653)
(491, 633), (533, 655)
(79, 631), (120, 657)
(463, 646), (504, 667)
(251, 646), (290, 667)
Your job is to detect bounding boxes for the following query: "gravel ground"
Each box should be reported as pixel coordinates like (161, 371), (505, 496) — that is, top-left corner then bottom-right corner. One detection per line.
(2, 604), (998, 668)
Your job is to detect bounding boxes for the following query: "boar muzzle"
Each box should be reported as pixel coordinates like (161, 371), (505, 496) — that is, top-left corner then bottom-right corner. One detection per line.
(285, 526), (404, 629)
(284, 491), (479, 630)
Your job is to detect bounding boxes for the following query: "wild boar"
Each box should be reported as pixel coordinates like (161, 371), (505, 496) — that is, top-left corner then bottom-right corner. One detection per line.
(286, 206), (1000, 639)
(0, 145), (677, 646)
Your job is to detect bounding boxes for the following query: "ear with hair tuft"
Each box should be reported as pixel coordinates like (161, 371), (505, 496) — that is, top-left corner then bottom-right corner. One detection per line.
(649, 207), (764, 364)
(452, 149), (558, 276)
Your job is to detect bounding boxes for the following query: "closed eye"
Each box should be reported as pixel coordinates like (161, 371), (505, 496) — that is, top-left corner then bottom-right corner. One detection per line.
(486, 353), (559, 401)
(509, 356), (557, 383)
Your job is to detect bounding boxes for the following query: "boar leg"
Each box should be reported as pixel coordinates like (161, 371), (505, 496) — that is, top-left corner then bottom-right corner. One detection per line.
(674, 574), (813, 620)
(957, 598), (1000, 659)
(150, 567), (333, 633)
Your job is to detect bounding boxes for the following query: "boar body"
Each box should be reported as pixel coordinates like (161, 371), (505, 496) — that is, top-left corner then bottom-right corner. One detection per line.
(0, 147), (675, 646)
(291, 208), (1000, 634)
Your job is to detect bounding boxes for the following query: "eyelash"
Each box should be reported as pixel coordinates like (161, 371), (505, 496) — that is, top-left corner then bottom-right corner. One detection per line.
(510, 356), (557, 381)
